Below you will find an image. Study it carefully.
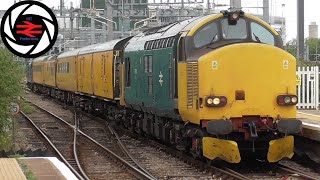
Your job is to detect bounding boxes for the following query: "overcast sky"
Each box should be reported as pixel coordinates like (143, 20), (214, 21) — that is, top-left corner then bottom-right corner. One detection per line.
(0, 0), (318, 42)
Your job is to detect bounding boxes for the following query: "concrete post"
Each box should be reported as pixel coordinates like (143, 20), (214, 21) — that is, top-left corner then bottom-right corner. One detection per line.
(297, 0), (304, 59)
(263, 0), (269, 24)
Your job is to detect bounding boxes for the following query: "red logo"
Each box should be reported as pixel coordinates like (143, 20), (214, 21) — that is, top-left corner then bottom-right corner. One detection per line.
(16, 21), (42, 38)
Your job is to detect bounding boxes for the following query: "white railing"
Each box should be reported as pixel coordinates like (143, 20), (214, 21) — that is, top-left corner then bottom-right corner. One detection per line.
(296, 66), (319, 110)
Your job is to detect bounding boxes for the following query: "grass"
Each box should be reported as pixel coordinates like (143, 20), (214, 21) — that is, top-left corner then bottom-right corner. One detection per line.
(17, 159), (37, 180)
(20, 100), (33, 114)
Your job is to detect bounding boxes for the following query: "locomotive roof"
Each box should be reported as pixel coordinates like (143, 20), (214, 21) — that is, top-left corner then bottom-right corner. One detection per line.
(125, 14), (214, 52)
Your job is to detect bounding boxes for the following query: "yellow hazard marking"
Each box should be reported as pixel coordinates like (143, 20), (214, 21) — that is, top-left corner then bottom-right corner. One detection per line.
(296, 75), (301, 85)
(267, 135), (294, 162)
(202, 137), (241, 163)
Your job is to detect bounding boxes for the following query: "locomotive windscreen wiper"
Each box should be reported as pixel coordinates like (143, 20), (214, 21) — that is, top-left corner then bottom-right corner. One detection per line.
(252, 33), (261, 43)
(206, 33), (218, 47)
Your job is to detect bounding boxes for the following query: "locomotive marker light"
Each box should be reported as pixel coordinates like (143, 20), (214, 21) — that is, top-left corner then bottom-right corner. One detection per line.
(277, 95), (298, 106)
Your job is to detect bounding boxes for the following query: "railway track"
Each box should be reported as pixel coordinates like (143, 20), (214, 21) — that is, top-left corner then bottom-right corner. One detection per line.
(278, 161), (319, 180)
(27, 92), (320, 180)
(24, 93), (251, 179)
(20, 100), (155, 180)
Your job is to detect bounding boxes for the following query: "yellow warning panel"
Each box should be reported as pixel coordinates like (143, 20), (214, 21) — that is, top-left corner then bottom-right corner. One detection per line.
(202, 137), (241, 163)
(296, 75), (301, 85)
(267, 136), (294, 162)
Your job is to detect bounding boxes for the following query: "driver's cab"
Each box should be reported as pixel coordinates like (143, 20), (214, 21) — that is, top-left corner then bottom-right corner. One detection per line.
(181, 10), (283, 61)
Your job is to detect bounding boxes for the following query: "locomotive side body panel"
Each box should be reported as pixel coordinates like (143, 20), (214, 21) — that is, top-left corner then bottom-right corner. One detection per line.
(124, 47), (176, 116)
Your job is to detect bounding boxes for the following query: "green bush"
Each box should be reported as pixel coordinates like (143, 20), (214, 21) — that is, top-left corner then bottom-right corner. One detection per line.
(0, 48), (24, 149)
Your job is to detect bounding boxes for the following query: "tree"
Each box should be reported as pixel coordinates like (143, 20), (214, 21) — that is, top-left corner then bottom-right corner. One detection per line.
(306, 38), (320, 61)
(285, 39), (297, 57)
(0, 48), (24, 149)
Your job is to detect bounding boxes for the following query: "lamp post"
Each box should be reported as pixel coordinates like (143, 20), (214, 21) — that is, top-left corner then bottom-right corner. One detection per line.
(281, 3), (285, 44)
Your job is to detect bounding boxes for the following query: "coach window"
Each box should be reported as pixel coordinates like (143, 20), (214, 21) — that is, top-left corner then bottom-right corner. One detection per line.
(125, 58), (131, 87)
(67, 62), (69, 73)
(251, 22), (275, 45)
(194, 22), (218, 48)
(222, 18), (247, 39)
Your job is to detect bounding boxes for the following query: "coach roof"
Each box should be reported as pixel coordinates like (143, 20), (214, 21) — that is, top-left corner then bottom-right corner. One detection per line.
(32, 55), (51, 62)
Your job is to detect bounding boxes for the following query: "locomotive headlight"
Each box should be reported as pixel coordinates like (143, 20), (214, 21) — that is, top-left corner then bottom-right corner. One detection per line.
(207, 98), (213, 105)
(206, 96), (227, 107)
(232, 13), (239, 19)
(213, 98), (220, 105)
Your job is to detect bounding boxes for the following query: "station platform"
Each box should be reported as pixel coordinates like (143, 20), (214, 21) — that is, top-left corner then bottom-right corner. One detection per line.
(297, 110), (320, 141)
(0, 157), (77, 180)
(0, 158), (26, 180)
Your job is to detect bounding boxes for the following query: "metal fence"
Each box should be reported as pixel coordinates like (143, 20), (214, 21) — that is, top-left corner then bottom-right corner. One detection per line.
(296, 66), (319, 110)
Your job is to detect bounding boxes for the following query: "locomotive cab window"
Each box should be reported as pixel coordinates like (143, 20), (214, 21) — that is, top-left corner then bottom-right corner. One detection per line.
(194, 22), (218, 48)
(222, 18), (247, 39)
(125, 57), (131, 87)
(251, 22), (275, 45)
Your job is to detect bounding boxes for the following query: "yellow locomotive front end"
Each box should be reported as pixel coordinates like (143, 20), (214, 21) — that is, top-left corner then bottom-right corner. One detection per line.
(178, 11), (302, 163)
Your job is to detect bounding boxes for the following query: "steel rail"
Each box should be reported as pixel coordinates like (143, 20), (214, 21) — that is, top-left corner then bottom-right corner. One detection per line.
(108, 125), (157, 180)
(117, 128), (251, 180)
(23, 100), (154, 180)
(73, 110), (90, 180)
(279, 164), (319, 180)
(20, 111), (85, 180)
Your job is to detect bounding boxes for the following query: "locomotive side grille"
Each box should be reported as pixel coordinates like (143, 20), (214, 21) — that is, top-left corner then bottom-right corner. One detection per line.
(187, 62), (198, 108)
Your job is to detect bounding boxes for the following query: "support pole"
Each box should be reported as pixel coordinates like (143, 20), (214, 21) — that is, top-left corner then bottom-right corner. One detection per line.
(297, 0), (304, 59)
(106, 0), (114, 40)
(70, 2), (74, 40)
(263, 0), (269, 24)
(230, 0), (241, 10)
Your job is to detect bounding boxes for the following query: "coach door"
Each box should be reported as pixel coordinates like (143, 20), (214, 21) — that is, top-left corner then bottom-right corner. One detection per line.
(78, 56), (85, 92)
(102, 52), (108, 97)
(114, 51), (121, 99)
